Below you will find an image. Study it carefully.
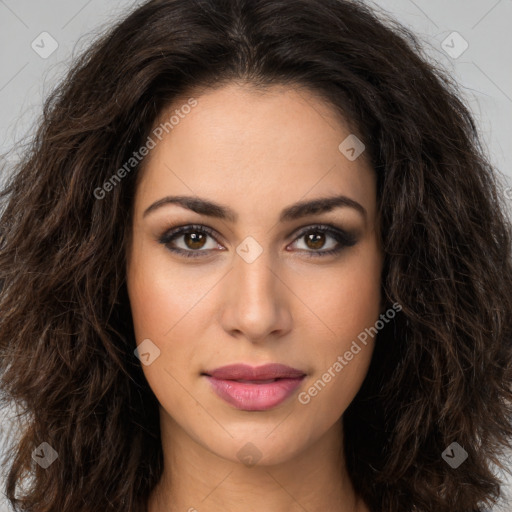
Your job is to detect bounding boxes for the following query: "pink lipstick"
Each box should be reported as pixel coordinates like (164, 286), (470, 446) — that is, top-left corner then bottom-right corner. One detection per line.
(202, 363), (306, 411)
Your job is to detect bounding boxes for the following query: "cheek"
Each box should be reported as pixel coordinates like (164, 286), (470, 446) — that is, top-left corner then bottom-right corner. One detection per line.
(305, 241), (382, 344)
(128, 272), (186, 338)
(126, 241), (202, 340)
(126, 240), (214, 364)
(298, 241), (382, 406)
(126, 256), (199, 413)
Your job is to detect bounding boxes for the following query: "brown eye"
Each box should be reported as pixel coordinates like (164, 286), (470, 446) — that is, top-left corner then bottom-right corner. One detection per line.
(288, 225), (358, 257)
(304, 232), (327, 250)
(159, 223), (357, 260)
(183, 232), (208, 250)
(159, 225), (222, 258)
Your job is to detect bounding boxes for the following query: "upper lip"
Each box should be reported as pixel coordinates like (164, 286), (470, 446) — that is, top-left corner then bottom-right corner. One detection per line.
(203, 363), (306, 380)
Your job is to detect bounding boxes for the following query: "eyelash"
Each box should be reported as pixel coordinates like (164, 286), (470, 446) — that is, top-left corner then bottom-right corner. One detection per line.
(158, 223), (357, 259)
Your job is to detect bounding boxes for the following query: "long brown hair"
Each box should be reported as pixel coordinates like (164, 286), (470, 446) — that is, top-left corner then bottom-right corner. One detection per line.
(1, 1), (511, 511)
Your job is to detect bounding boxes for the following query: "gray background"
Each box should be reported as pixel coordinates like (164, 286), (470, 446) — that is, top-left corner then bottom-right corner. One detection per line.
(0, 0), (511, 511)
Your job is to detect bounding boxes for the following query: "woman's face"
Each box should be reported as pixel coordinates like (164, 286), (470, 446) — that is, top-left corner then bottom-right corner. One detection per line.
(126, 82), (383, 466)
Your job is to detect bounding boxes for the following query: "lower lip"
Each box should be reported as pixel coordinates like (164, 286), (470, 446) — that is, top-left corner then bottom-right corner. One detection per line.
(204, 376), (305, 411)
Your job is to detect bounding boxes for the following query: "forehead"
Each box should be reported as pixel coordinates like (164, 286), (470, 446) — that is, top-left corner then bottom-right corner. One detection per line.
(134, 83), (376, 220)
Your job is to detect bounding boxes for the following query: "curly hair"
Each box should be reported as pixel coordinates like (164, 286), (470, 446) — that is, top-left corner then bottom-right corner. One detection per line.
(1, 0), (511, 511)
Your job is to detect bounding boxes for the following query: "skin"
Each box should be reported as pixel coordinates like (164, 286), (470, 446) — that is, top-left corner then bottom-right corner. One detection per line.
(126, 82), (383, 512)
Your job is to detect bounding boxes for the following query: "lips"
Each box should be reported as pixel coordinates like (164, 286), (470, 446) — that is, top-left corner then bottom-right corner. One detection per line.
(203, 363), (306, 381)
(202, 363), (306, 411)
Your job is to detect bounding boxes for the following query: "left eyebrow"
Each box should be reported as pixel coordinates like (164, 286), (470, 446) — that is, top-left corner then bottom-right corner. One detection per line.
(142, 194), (367, 222)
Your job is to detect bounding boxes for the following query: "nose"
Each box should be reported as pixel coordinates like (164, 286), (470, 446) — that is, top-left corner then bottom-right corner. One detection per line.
(219, 244), (293, 344)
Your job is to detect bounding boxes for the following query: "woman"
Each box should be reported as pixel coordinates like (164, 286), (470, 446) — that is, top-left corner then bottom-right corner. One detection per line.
(0, 0), (511, 511)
